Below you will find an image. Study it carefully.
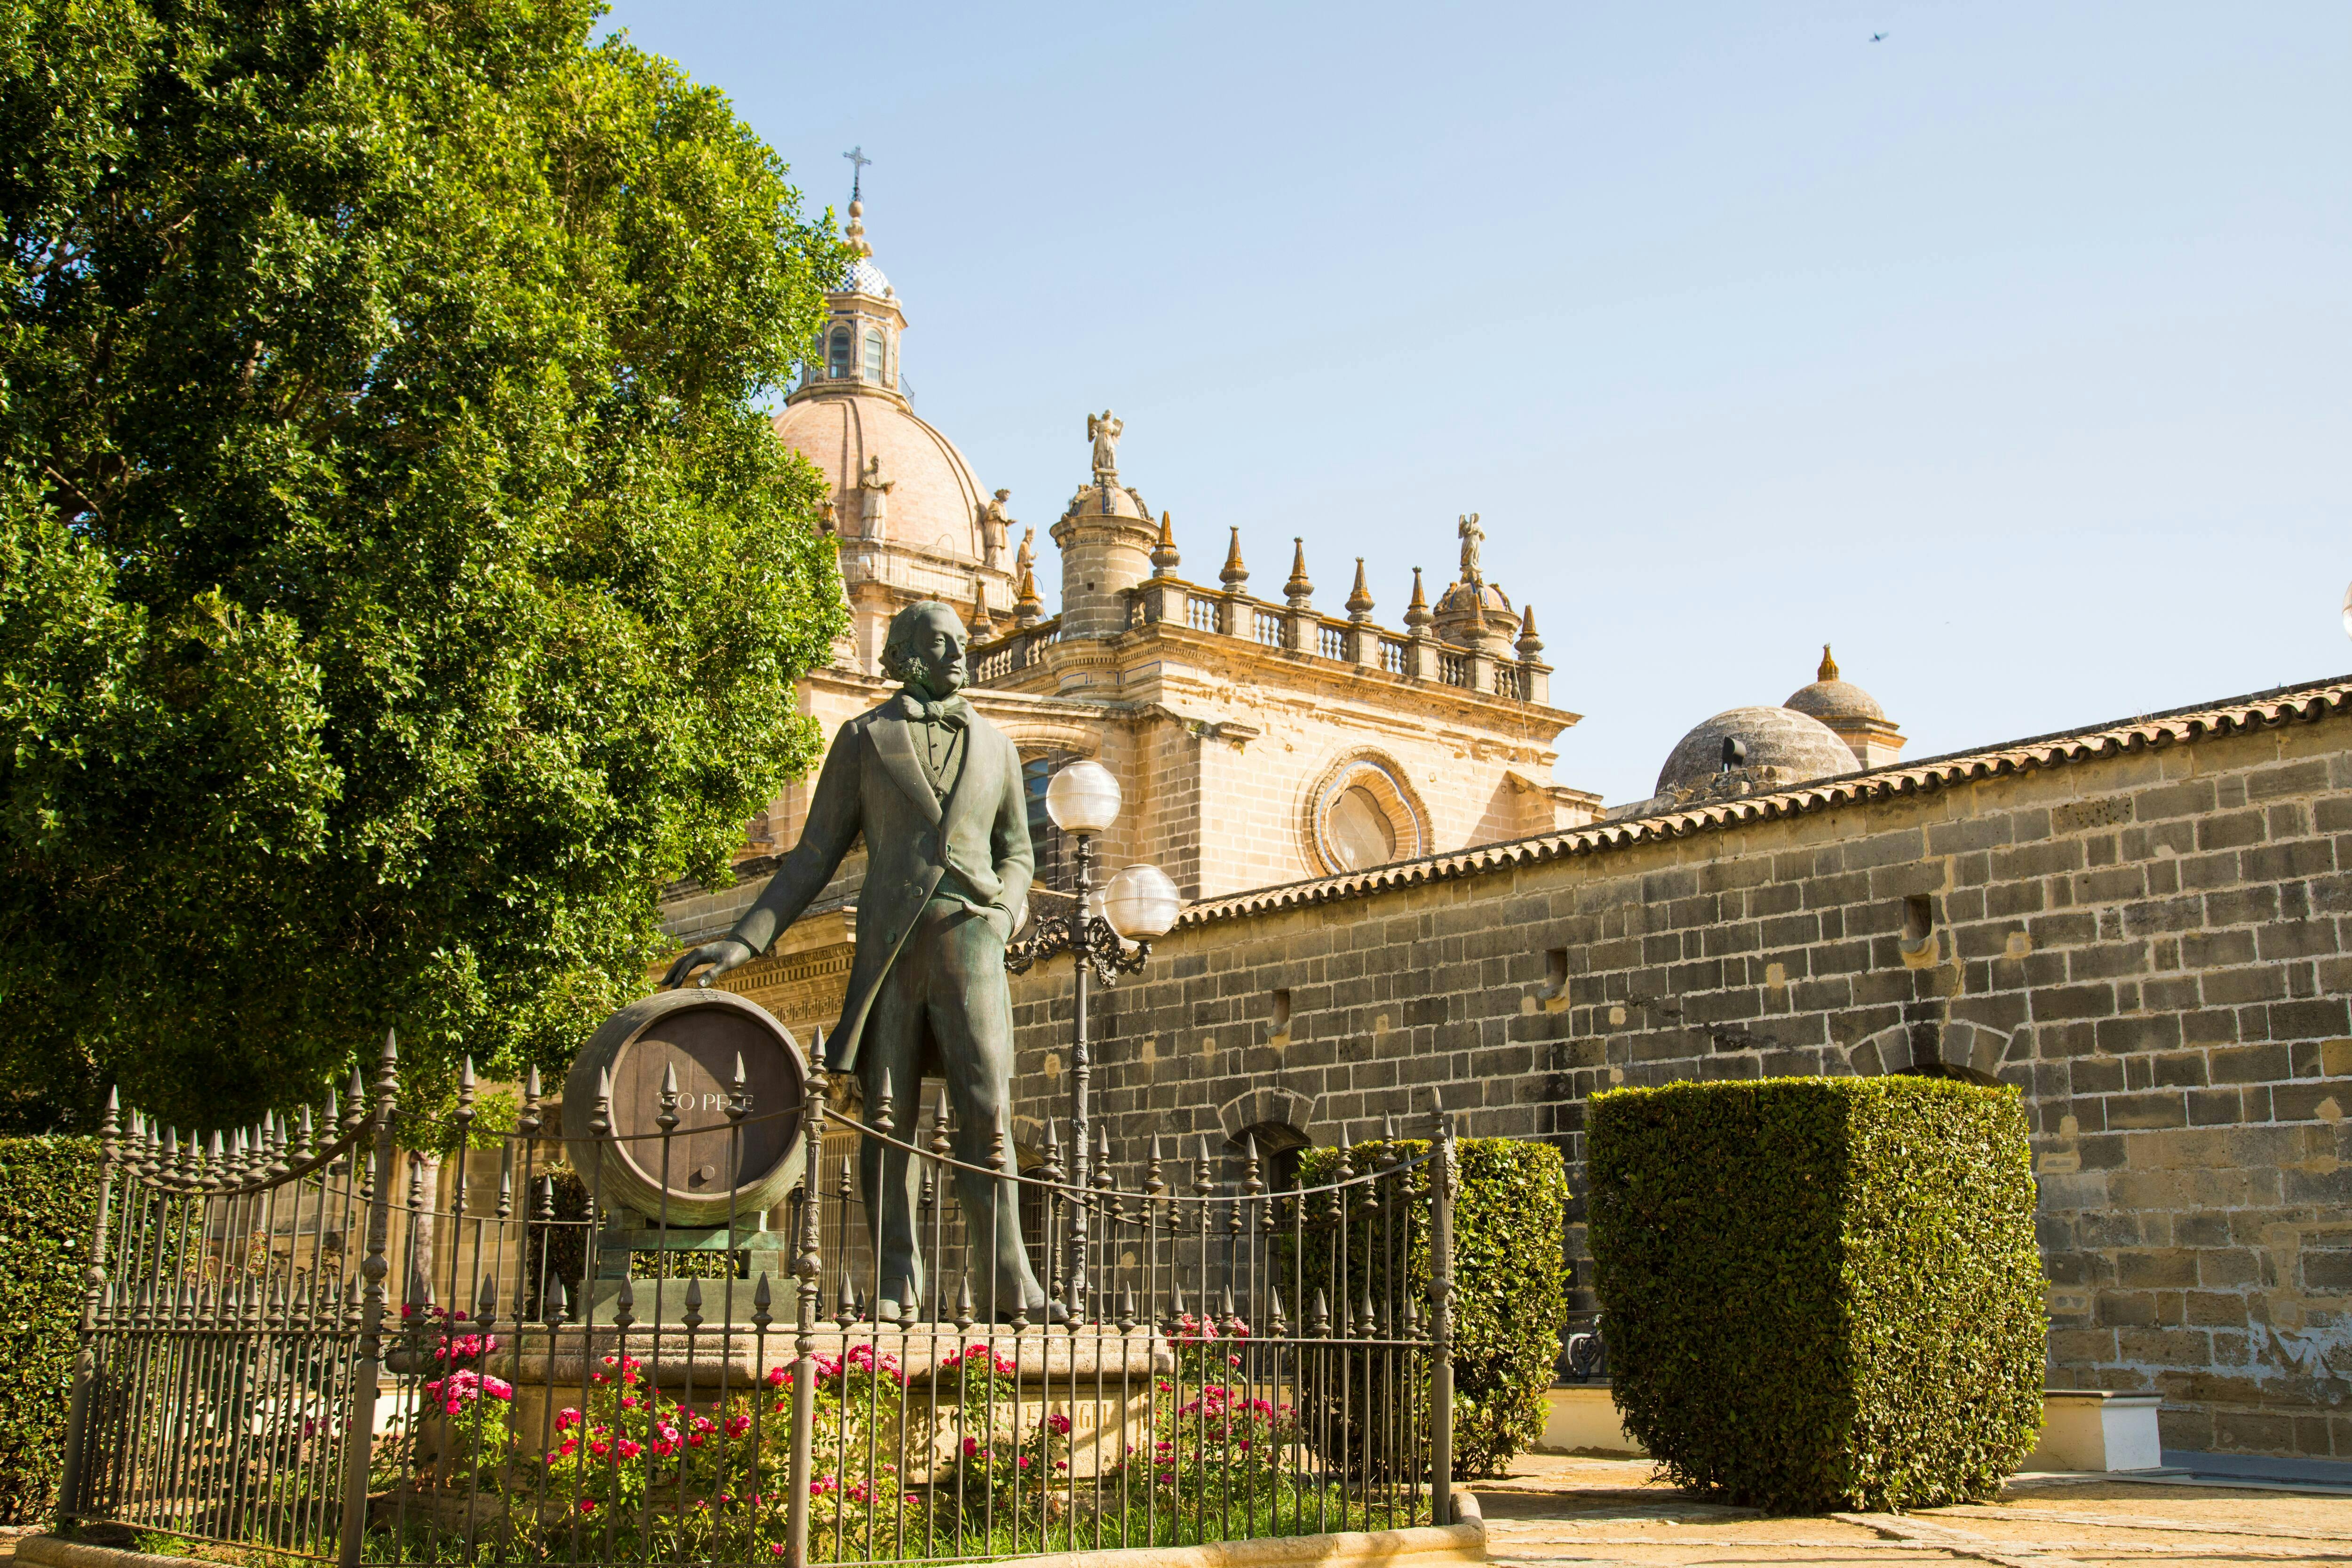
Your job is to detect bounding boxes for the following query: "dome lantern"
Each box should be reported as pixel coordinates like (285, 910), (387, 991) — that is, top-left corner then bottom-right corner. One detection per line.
(771, 183), (1014, 676)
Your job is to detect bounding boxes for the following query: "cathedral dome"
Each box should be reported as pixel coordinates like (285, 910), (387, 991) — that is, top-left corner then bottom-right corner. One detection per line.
(1784, 645), (1885, 724)
(772, 393), (988, 561)
(1434, 579), (1513, 617)
(1654, 706), (1858, 798)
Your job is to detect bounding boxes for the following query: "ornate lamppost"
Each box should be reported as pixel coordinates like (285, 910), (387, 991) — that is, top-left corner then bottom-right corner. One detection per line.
(1004, 759), (1182, 1316)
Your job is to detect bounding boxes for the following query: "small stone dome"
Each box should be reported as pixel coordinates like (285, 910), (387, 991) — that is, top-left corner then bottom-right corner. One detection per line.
(1434, 579), (1512, 617)
(1785, 644), (1885, 724)
(1060, 479), (1152, 523)
(1654, 706), (1859, 799)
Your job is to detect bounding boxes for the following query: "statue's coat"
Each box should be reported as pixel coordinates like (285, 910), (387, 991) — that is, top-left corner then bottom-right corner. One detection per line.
(746, 700), (1034, 1074)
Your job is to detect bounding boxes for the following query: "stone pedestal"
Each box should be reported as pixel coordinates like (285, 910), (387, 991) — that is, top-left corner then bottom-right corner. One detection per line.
(578, 1216), (791, 1326)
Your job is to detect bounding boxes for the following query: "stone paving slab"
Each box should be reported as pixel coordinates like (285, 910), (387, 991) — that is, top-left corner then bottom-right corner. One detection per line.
(1468, 1455), (2352, 1568)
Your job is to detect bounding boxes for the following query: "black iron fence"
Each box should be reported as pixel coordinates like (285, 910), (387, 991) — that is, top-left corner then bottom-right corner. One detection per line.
(58, 1037), (1458, 1566)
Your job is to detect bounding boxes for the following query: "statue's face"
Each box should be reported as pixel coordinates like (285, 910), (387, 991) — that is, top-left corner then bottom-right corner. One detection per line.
(898, 606), (967, 698)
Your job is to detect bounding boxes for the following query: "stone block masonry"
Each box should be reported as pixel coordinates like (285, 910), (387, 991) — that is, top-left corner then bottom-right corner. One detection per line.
(1008, 677), (2352, 1461)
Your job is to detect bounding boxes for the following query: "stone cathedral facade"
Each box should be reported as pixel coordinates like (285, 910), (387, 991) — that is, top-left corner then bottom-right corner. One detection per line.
(662, 199), (1597, 1028)
(660, 203), (2352, 1463)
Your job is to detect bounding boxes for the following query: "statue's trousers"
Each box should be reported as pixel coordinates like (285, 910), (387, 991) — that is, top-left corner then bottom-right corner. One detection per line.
(858, 895), (1048, 1317)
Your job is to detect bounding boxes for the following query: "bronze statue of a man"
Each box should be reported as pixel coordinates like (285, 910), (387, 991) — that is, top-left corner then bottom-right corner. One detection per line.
(665, 600), (1054, 1322)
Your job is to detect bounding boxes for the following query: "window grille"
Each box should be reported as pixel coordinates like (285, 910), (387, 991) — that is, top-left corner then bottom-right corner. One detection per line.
(1023, 753), (1073, 893)
(1253, 608), (1284, 647)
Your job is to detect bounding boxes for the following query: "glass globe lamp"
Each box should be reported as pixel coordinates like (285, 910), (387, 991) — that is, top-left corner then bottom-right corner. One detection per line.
(1102, 863), (1182, 940)
(1045, 760), (1122, 835)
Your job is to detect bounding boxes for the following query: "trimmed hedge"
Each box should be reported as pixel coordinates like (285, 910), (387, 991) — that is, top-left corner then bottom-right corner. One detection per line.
(1587, 1076), (2044, 1514)
(0, 1136), (98, 1523)
(1296, 1136), (1569, 1479)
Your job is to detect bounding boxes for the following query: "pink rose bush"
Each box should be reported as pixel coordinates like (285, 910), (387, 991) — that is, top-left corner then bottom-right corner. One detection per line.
(931, 1345), (1071, 1521)
(395, 1336), (981, 1560)
(1108, 1314), (1324, 1529)
(374, 1316), (1383, 1557)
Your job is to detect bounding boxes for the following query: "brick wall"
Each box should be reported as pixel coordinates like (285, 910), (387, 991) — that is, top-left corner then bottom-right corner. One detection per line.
(1009, 692), (2352, 1460)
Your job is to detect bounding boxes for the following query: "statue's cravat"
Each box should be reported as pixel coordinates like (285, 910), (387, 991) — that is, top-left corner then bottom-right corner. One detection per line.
(897, 692), (971, 728)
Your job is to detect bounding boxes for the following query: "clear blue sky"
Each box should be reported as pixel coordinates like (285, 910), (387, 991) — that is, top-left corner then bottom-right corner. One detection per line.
(603, 1), (2350, 806)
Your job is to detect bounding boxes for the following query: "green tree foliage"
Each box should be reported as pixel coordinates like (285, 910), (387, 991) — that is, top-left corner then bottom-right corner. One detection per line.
(1588, 1076), (2045, 1514)
(1296, 1137), (1570, 1479)
(0, 0), (849, 1130)
(0, 1137), (95, 1520)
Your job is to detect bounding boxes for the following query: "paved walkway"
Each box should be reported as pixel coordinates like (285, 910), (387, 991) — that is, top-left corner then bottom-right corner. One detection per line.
(1476, 1456), (2352, 1568)
(8, 1459), (2345, 1566)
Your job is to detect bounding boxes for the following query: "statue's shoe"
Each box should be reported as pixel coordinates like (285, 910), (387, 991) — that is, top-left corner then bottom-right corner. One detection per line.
(989, 1298), (1071, 1326)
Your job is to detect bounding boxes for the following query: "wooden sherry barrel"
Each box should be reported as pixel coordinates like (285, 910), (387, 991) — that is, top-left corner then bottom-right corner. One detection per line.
(561, 988), (809, 1228)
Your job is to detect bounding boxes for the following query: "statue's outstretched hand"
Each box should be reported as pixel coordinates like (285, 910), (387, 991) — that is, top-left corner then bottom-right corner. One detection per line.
(662, 937), (755, 990)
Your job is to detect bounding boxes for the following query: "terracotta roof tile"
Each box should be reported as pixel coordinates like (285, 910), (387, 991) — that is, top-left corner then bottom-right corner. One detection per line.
(1176, 674), (2352, 930)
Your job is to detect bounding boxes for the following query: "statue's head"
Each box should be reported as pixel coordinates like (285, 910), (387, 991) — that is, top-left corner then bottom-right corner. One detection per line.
(881, 600), (968, 698)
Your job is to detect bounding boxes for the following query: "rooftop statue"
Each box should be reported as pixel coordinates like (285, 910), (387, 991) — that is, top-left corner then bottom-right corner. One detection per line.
(981, 488), (1012, 569)
(1458, 512), (1484, 585)
(663, 600), (1055, 1323)
(1087, 410), (1123, 483)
